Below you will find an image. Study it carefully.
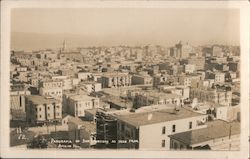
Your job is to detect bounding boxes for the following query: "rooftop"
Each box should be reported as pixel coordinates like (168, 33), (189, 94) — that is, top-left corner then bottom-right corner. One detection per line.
(144, 90), (181, 99)
(26, 95), (60, 105)
(112, 107), (204, 127)
(102, 72), (129, 77)
(69, 94), (97, 101)
(168, 120), (240, 145)
(79, 121), (96, 133)
(84, 108), (97, 116)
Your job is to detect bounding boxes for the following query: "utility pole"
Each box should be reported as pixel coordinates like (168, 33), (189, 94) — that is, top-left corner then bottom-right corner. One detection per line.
(229, 123), (232, 150)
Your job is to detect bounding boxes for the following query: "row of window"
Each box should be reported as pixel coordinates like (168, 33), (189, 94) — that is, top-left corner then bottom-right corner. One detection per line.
(36, 112), (61, 119)
(36, 105), (60, 111)
(162, 122), (192, 134)
(44, 91), (62, 96)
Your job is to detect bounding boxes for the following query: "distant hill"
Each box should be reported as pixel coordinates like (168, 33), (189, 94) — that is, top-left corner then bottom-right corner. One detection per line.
(11, 32), (90, 51)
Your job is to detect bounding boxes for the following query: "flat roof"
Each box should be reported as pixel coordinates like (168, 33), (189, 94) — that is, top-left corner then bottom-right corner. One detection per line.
(168, 120), (240, 145)
(69, 94), (97, 101)
(113, 108), (204, 127)
(102, 72), (129, 77)
(144, 90), (181, 99)
(85, 108), (97, 115)
(26, 95), (59, 105)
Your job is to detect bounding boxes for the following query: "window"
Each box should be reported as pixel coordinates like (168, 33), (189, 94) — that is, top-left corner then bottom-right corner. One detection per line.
(180, 145), (184, 150)
(20, 96), (22, 107)
(172, 125), (176, 133)
(47, 106), (50, 110)
(39, 115), (42, 118)
(39, 108), (41, 111)
(174, 142), (178, 149)
(189, 122), (192, 129)
(162, 126), (166, 134)
(121, 123), (125, 131)
(48, 113), (50, 117)
(161, 140), (165, 147)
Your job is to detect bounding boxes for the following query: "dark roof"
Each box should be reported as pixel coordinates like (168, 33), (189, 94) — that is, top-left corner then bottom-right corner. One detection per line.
(26, 95), (59, 105)
(113, 108), (204, 127)
(168, 120), (240, 145)
(84, 109), (97, 115)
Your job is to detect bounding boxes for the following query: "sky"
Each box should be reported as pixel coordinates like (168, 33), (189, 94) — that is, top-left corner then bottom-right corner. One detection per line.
(11, 8), (240, 51)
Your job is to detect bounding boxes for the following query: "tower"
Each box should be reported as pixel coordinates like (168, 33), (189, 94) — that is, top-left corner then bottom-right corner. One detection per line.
(62, 40), (66, 51)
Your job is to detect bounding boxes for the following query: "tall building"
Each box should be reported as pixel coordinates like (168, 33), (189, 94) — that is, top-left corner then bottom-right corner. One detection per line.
(175, 41), (194, 59)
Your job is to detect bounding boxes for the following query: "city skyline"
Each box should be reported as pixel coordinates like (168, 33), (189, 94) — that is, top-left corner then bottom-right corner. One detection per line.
(11, 8), (240, 51)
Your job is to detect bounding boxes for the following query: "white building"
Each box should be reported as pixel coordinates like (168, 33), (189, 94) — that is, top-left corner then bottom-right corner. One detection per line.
(79, 81), (102, 93)
(112, 107), (207, 150)
(39, 80), (63, 101)
(68, 95), (100, 117)
(184, 64), (196, 74)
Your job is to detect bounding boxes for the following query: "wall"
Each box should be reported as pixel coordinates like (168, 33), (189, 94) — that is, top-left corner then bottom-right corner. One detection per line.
(139, 115), (207, 150)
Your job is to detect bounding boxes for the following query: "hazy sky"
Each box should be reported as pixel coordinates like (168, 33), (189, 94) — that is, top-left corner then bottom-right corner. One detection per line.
(11, 8), (240, 50)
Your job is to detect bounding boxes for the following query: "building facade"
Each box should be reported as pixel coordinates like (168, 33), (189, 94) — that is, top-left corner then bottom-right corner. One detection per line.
(68, 95), (100, 117)
(26, 95), (62, 125)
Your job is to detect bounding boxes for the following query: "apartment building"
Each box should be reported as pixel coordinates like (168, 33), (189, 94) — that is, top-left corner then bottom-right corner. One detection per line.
(131, 73), (153, 85)
(96, 106), (207, 150)
(190, 87), (232, 106)
(206, 71), (225, 83)
(133, 90), (185, 108)
(39, 80), (63, 100)
(25, 95), (62, 125)
(101, 72), (132, 88)
(79, 81), (102, 93)
(68, 95), (100, 117)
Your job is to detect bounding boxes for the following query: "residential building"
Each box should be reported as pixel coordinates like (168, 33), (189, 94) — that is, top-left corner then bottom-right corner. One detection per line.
(190, 87), (232, 106)
(206, 72), (225, 83)
(79, 81), (102, 93)
(68, 95), (100, 117)
(96, 106), (207, 150)
(133, 90), (185, 108)
(131, 72), (153, 85)
(25, 95), (62, 125)
(101, 72), (132, 88)
(184, 64), (196, 74)
(39, 80), (63, 100)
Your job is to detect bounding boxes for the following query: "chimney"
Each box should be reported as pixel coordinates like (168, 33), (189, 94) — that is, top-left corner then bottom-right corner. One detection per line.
(147, 113), (153, 121)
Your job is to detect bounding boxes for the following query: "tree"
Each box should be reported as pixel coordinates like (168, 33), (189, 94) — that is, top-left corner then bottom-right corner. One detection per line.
(27, 135), (48, 149)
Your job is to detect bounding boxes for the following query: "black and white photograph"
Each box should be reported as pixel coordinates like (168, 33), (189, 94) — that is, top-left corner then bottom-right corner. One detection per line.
(1, 0), (249, 158)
